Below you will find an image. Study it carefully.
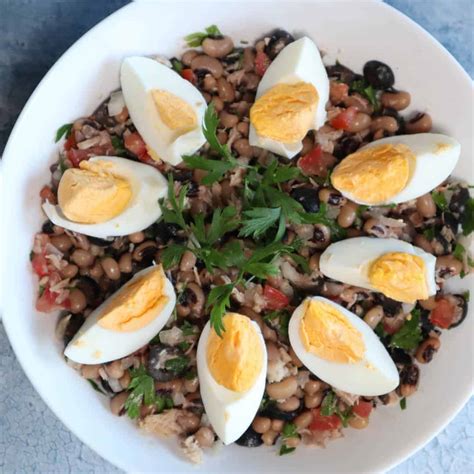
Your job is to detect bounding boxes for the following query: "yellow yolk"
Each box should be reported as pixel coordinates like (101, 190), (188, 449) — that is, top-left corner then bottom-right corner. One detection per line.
(206, 313), (263, 393)
(250, 82), (318, 143)
(57, 161), (132, 224)
(300, 300), (365, 363)
(331, 144), (414, 204)
(369, 252), (428, 303)
(151, 89), (197, 137)
(98, 265), (169, 332)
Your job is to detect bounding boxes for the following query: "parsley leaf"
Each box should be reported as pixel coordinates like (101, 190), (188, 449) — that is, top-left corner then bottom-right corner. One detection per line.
(432, 191), (448, 211)
(181, 321), (197, 337)
(203, 103), (234, 160)
(282, 422), (298, 439)
(111, 136), (126, 155)
(390, 309), (422, 350)
(183, 154), (235, 185)
(184, 25), (222, 47)
(239, 207), (281, 239)
(461, 197), (474, 236)
(165, 356), (189, 374)
(320, 391), (353, 427)
(155, 394), (174, 413)
(400, 397), (407, 410)
(55, 123), (72, 143)
(125, 365), (156, 419)
(160, 175), (189, 231)
(423, 228), (435, 241)
(206, 206), (240, 245)
(453, 243), (465, 261)
(264, 310), (291, 339)
(161, 244), (187, 270)
(350, 79), (379, 110)
(207, 283), (235, 336)
(170, 58), (183, 73)
(279, 445), (296, 456)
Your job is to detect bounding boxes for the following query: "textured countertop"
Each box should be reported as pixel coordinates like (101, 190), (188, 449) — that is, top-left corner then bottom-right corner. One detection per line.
(0, 1), (473, 473)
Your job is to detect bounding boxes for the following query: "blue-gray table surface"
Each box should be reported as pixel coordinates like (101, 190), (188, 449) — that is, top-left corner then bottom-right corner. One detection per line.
(0, 0), (472, 472)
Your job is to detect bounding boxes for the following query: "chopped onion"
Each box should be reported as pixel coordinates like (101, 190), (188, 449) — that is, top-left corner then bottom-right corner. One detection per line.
(107, 90), (125, 117)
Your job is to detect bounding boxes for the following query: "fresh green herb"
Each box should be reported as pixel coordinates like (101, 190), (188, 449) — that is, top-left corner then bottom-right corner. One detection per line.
(55, 123), (72, 143)
(453, 243), (465, 262)
(183, 154), (235, 185)
(181, 320), (197, 337)
(202, 103), (234, 161)
(350, 80), (379, 110)
(164, 356), (189, 374)
(300, 203), (347, 240)
(160, 175), (189, 231)
(259, 395), (273, 411)
(161, 244), (187, 270)
(177, 341), (191, 352)
(239, 207), (281, 239)
(282, 422), (298, 439)
(155, 394), (174, 413)
(320, 391), (352, 427)
(38, 285), (45, 297)
(374, 322), (389, 339)
(264, 310), (291, 339)
(125, 365), (156, 419)
(207, 284), (235, 337)
(58, 157), (68, 174)
(357, 205), (369, 217)
(29, 250), (34, 261)
(468, 256), (474, 268)
(184, 369), (197, 380)
(87, 379), (106, 394)
(400, 397), (407, 410)
(111, 136), (127, 155)
(184, 24), (222, 47)
(461, 197), (474, 236)
(390, 309), (422, 350)
(423, 228), (435, 241)
(170, 58), (184, 73)
(194, 206), (240, 246)
(279, 445), (296, 456)
(431, 191), (448, 211)
(463, 291), (470, 303)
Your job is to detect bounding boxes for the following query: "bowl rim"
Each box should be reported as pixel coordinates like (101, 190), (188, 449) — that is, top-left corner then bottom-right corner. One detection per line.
(2, 1), (473, 472)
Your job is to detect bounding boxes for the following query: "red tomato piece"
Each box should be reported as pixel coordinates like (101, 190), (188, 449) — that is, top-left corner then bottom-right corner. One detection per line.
(263, 285), (290, 310)
(430, 298), (456, 329)
(310, 408), (341, 431)
(352, 400), (373, 418)
(35, 288), (61, 313)
(255, 51), (270, 76)
(31, 254), (50, 277)
(298, 145), (323, 175)
(181, 68), (196, 84)
(330, 106), (358, 130)
(39, 185), (57, 204)
(64, 132), (76, 151)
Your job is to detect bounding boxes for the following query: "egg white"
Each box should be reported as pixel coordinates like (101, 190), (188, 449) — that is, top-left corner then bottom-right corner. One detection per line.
(64, 266), (176, 364)
(249, 36), (329, 159)
(334, 133), (461, 205)
(42, 156), (167, 238)
(319, 237), (437, 301)
(196, 319), (267, 445)
(289, 296), (399, 396)
(120, 56), (206, 165)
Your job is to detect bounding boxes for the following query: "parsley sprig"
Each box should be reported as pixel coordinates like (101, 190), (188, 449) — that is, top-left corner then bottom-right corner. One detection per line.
(389, 309), (422, 350)
(350, 79), (379, 111)
(184, 25), (222, 47)
(279, 422), (299, 456)
(320, 391), (353, 427)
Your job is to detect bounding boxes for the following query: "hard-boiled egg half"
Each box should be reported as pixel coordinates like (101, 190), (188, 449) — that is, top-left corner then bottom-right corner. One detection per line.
(65, 265), (176, 364)
(121, 56), (206, 165)
(289, 296), (399, 396)
(331, 133), (461, 205)
(197, 313), (267, 444)
(42, 156), (167, 238)
(249, 37), (329, 158)
(320, 237), (437, 304)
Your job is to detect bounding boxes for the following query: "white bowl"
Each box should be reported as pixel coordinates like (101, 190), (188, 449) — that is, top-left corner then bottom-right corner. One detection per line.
(2, 1), (473, 472)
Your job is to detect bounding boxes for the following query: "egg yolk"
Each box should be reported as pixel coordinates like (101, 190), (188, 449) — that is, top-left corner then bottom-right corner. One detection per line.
(331, 144), (414, 204)
(151, 89), (197, 137)
(58, 161), (132, 224)
(206, 313), (263, 393)
(250, 82), (318, 143)
(369, 252), (428, 303)
(98, 265), (169, 332)
(300, 300), (365, 364)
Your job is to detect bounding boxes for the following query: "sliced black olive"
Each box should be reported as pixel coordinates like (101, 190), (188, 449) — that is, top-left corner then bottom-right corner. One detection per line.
(373, 294), (402, 317)
(389, 348), (412, 366)
(41, 220), (55, 234)
(265, 29), (295, 59)
(290, 187), (320, 213)
(333, 135), (362, 159)
(363, 60), (395, 90)
(442, 212), (459, 234)
(147, 221), (181, 244)
(326, 63), (360, 84)
(148, 344), (188, 382)
(449, 187), (470, 214)
(88, 236), (114, 247)
(447, 294), (468, 328)
(259, 400), (303, 421)
(399, 364), (419, 386)
(75, 276), (101, 308)
(61, 313), (85, 346)
(235, 426), (263, 447)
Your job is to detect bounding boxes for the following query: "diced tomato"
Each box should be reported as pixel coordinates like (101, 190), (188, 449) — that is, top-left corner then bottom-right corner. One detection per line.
(255, 51), (270, 76)
(263, 285), (290, 310)
(64, 132), (76, 151)
(36, 288), (61, 313)
(430, 298), (456, 329)
(39, 185), (57, 204)
(67, 148), (90, 167)
(298, 145), (323, 175)
(310, 408), (341, 431)
(330, 106), (358, 130)
(181, 68), (196, 84)
(31, 254), (50, 277)
(352, 400), (373, 418)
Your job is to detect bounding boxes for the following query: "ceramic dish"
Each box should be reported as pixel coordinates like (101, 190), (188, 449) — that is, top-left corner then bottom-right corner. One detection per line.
(2, 1), (473, 472)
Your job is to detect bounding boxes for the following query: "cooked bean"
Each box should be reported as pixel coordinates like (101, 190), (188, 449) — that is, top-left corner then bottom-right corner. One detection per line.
(110, 392), (129, 416)
(180, 250), (197, 272)
(414, 234), (433, 253)
(203, 74), (217, 92)
(128, 231), (145, 244)
(381, 91), (411, 110)
(364, 305), (384, 329)
(184, 377), (199, 393)
(210, 96), (224, 112)
(105, 360), (125, 379)
(304, 379), (322, 396)
(71, 249), (94, 268)
(271, 419), (284, 432)
(370, 116), (399, 133)
(436, 255), (463, 278)
(304, 392), (323, 409)
(262, 429), (278, 446)
(89, 262), (104, 280)
(313, 224), (330, 248)
(202, 35), (234, 58)
(338, 201), (358, 228)
(309, 253), (321, 272)
(217, 130), (228, 145)
(118, 253), (133, 273)
(294, 411), (313, 429)
(416, 337), (441, 364)
(267, 376), (297, 400)
(119, 371), (131, 389)
(61, 263), (78, 279)
(416, 194), (437, 218)
(399, 365), (419, 397)
(133, 241), (158, 261)
(285, 437), (300, 448)
(69, 288), (87, 313)
(346, 112), (371, 132)
(177, 304), (191, 317)
(343, 94), (373, 114)
(202, 92), (212, 103)
(81, 364), (101, 379)
(349, 415), (369, 429)
(50, 234), (73, 252)
(266, 341), (280, 362)
(155, 379), (183, 392)
(89, 244), (103, 257)
(277, 396), (300, 412)
(195, 426), (215, 448)
(191, 54), (224, 78)
(219, 110), (239, 128)
(217, 77), (235, 102)
(252, 416), (271, 434)
(177, 411), (201, 433)
(262, 324), (277, 341)
(243, 72), (260, 90)
(236, 121), (249, 136)
(347, 228), (364, 238)
(289, 347), (303, 368)
(319, 188), (344, 207)
(53, 225), (65, 235)
(419, 296), (436, 310)
(405, 112), (432, 134)
(181, 49), (198, 66)
(187, 282), (205, 316)
(363, 218), (387, 237)
(242, 47), (255, 72)
(101, 257), (121, 280)
(233, 138), (253, 156)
